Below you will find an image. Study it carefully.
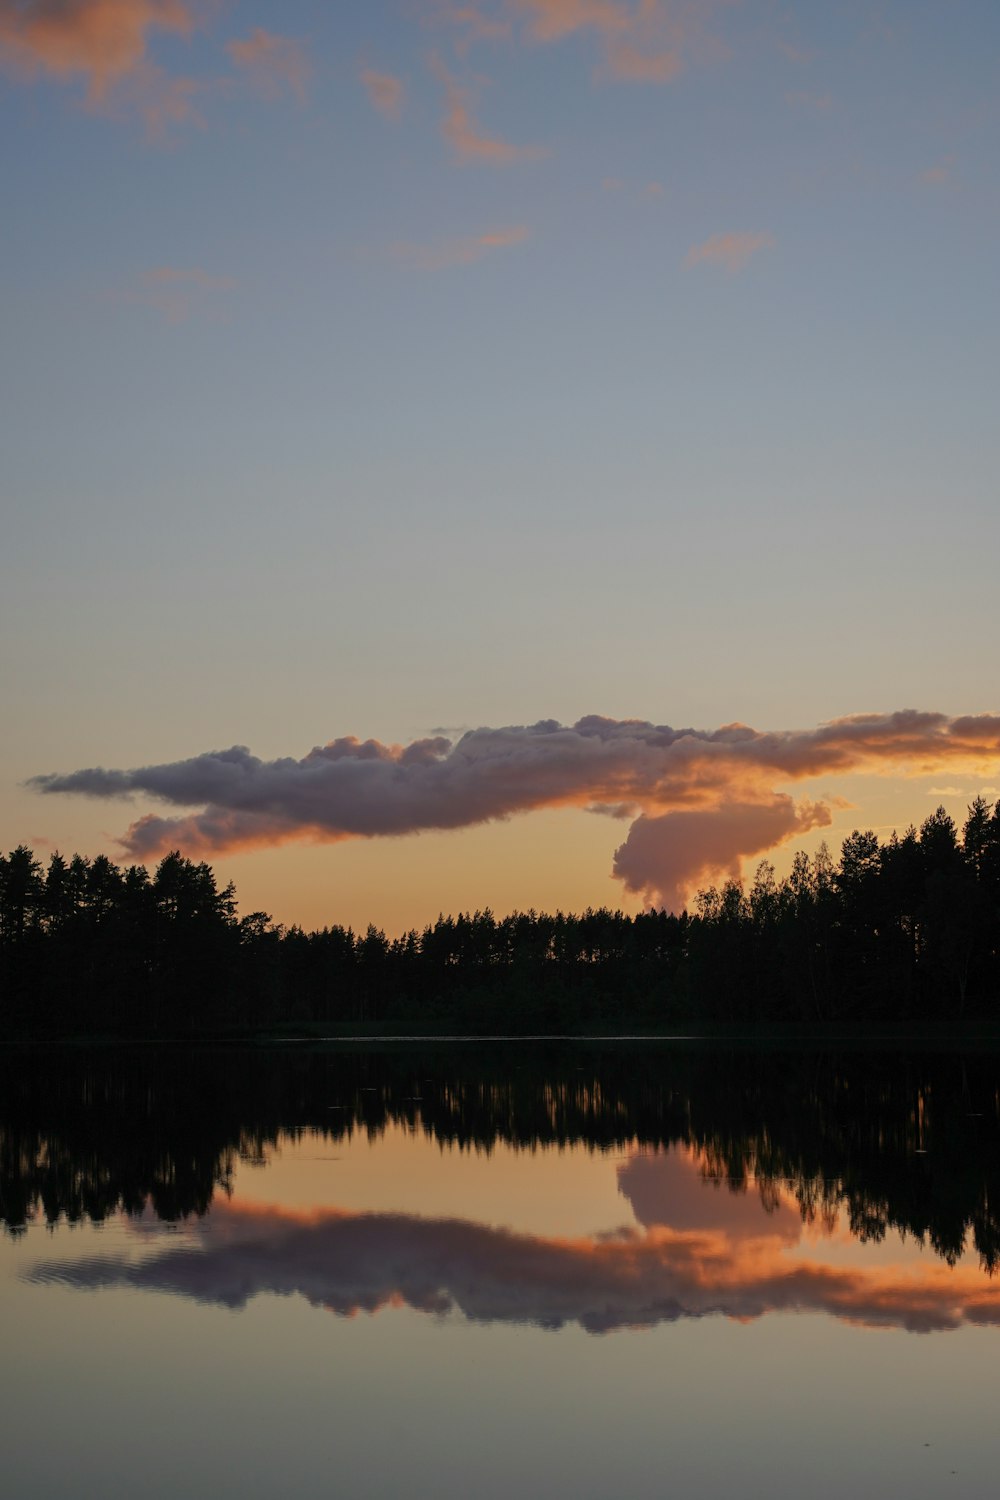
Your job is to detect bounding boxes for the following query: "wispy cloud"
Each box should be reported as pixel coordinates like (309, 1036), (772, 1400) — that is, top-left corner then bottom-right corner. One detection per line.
(360, 66), (404, 120)
(120, 60), (202, 137)
(30, 709), (1000, 911)
(428, 3), (513, 51)
(435, 0), (727, 85)
(603, 39), (681, 81)
(920, 160), (953, 186)
(433, 55), (547, 163)
(785, 89), (831, 112)
(391, 224), (530, 270)
(778, 39), (815, 65)
(686, 230), (775, 272)
(602, 175), (664, 199)
(125, 265), (238, 322)
(514, 0), (634, 43)
(226, 28), (312, 103)
(0, 4), (311, 133)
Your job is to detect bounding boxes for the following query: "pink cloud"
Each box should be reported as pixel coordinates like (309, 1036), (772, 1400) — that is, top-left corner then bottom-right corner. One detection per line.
(31, 708), (1000, 911)
(613, 795), (833, 911)
(686, 230), (775, 272)
(123, 60), (202, 136)
(603, 39), (681, 81)
(778, 39), (815, 65)
(503, 0), (731, 85)
(428, 3), (513, 50)
(226, 27), (312, 103)
(360, 66), (404, 120)
(37, 1196), (1000, 1337)
(785, 89), (831, 111)
(513, 0), (635, 42)
(127, 265), (238, 322)
(391, 225), (530, 270)
(0, 0), (196, 103)
(435, 0), (731, 85)
(618, 1147), (802, 1242)
(433, 55), (547, 163)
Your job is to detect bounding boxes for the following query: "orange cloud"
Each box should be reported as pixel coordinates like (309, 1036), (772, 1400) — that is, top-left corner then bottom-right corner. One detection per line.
(30, 709), (1000, 908)
(785, 88), (831, 111)
(0, 1), (212, 138)
(38, 1195), (1000, 1337)
(602, 176), (664, 198)
(124, 61), (202, 136)
(604, 39), (681, 80)
(360, 66), (404, 120)
(391, 224), (530, 270)
(433, 55), (547, 162)
(613, 795), (833, 912)
(226, 27), (312, 103)
(427, 3), (513, 50)
(437, 1), (728, 85)
(686, 230), (775, 271)
(127, 265), (238, 322)
(0, 0), (195, 104)
(778, 39), (815, 65)
(920, 163), (952, 186)
(513, 0), (634, 41)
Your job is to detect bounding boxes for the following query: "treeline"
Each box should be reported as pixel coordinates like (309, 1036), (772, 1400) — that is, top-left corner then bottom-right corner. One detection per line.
(2, 797), (1000, 1034)
(4, 1044), (1000, 1270)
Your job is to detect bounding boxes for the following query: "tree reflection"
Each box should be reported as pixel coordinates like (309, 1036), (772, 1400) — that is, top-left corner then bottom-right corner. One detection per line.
(3, 1044), (1000, 1271)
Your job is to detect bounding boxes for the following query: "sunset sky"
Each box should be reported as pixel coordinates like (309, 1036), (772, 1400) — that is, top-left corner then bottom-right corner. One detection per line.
(3, 0), (999, 931)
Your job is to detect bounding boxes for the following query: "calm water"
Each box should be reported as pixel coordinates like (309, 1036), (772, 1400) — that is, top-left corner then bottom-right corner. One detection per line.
(4, 1042), (1000, 1498)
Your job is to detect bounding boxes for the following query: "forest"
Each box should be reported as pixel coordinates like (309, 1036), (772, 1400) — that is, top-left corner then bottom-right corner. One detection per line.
(2, 797), (1000, 1035)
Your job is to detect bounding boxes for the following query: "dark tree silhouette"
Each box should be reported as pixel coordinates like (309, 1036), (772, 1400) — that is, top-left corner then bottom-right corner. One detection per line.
(2, 801), (1000, 1037)
(5, 1044), (1000, 1277)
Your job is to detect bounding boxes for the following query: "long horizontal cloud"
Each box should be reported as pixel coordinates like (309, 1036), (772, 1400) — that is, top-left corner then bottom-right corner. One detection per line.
(30, 1197), (1000, 1336)
(30, 709), (1000, 908)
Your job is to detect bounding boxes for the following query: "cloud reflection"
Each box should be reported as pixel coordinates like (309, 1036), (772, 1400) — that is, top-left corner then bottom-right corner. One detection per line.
(30, 1190), (1000, 1337)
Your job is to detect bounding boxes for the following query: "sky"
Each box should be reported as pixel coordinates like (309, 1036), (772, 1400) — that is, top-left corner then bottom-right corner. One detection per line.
(2, 0), (999, 932)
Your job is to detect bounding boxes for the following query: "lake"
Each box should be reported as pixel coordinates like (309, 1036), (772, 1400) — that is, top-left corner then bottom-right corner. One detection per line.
(3, 1040), (999, 1498)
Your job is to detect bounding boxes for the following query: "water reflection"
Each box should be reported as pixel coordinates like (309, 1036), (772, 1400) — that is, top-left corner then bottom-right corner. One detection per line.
(618, 1147), (802, 1240)
(28, 1184), (1000, 1336)
(6, 1043), (1000, 1339)
(6, 1046), (1000, 1256)
(9, 1045), (1000, 1500)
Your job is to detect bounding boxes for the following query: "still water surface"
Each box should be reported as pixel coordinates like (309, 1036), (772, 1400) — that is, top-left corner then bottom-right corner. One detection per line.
(3, 1042), (999, 1497)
